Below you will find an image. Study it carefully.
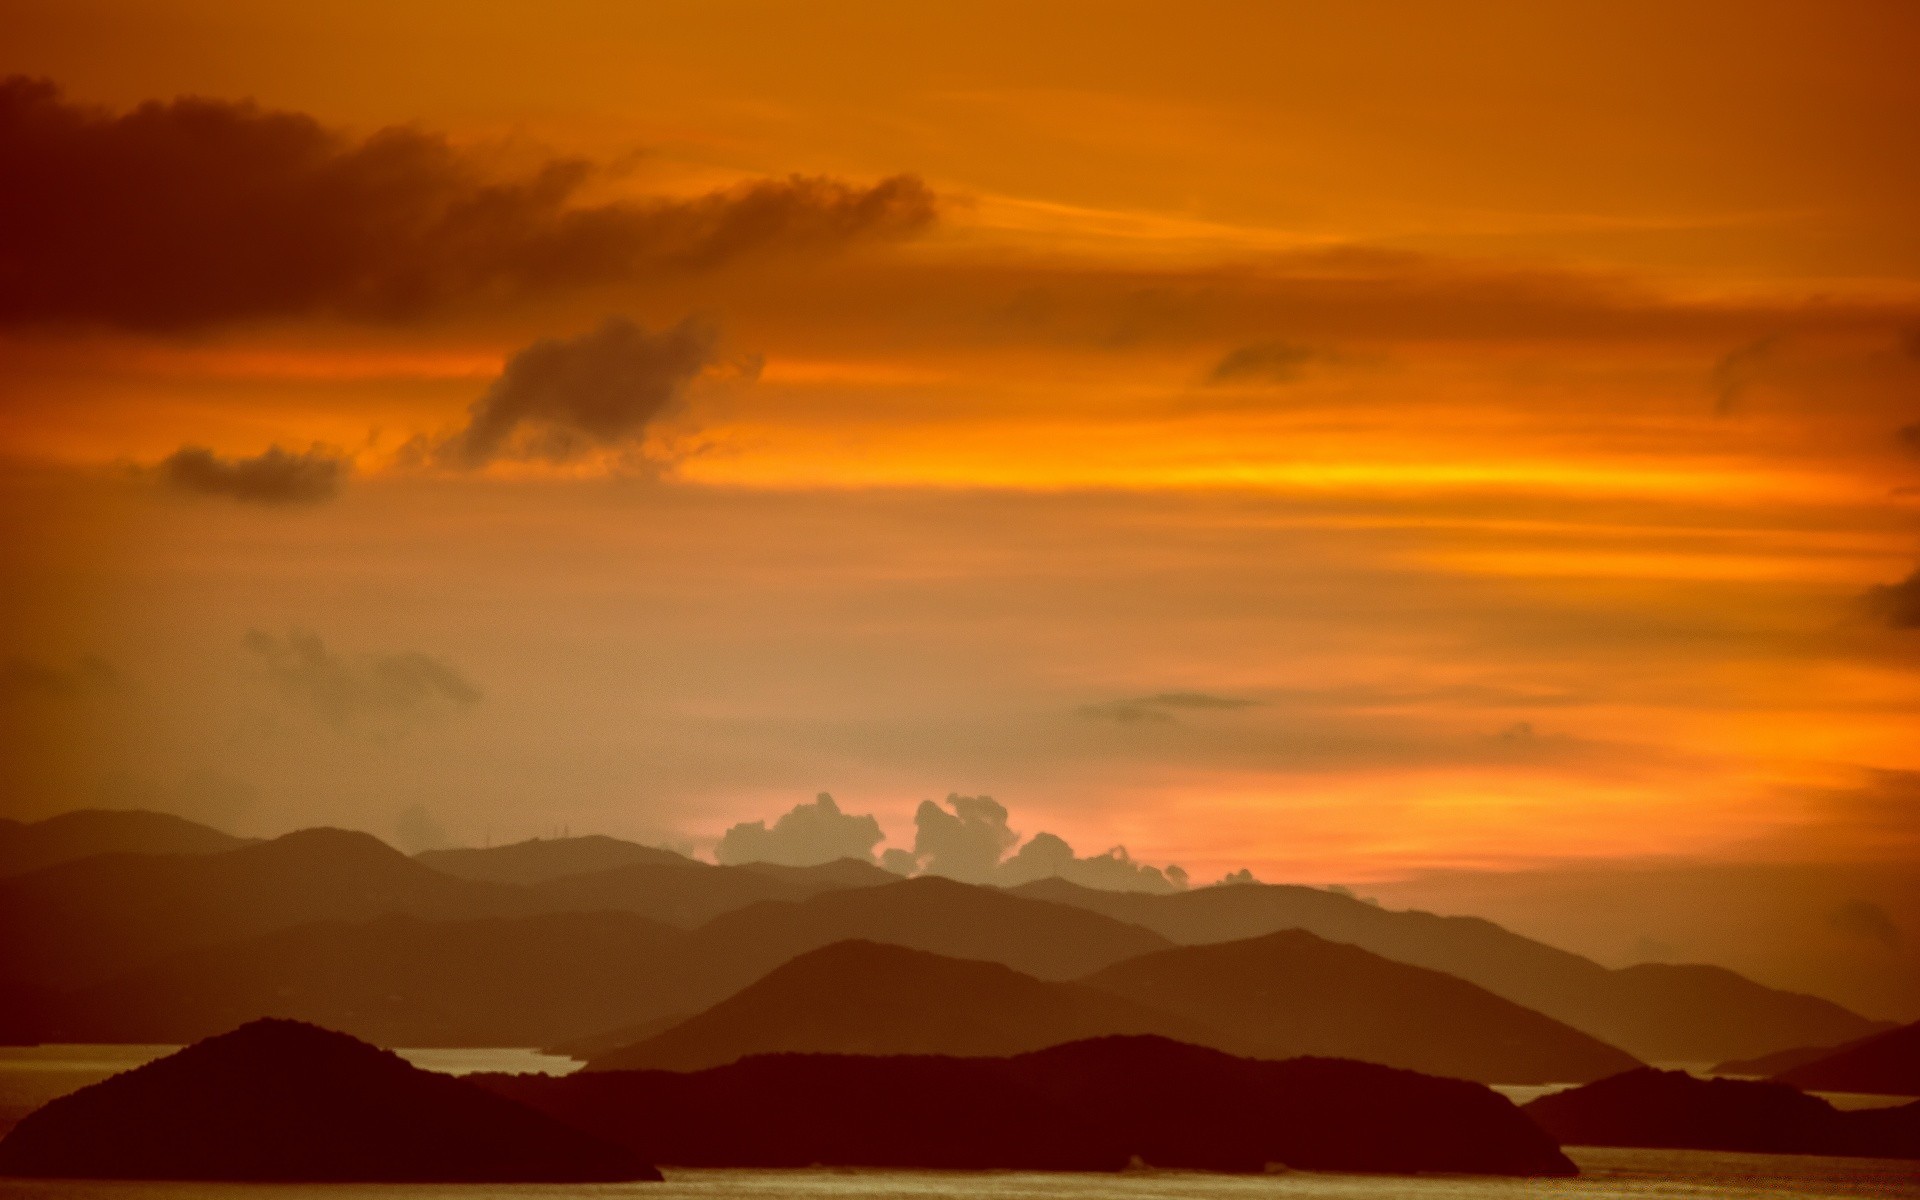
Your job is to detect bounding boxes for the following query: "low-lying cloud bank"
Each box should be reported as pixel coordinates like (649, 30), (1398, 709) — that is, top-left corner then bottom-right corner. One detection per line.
(727, 791), (1197, 893)
(715, 793), (883, 867)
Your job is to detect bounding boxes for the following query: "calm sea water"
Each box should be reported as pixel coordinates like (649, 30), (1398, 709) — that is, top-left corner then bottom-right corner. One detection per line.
(0, 1152), (1915, 1200)
(0, 1050), (1912, 1198)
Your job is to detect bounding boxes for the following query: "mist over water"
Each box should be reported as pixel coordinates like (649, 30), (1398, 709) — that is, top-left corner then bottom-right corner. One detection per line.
(0, 1151), (1912, 1199)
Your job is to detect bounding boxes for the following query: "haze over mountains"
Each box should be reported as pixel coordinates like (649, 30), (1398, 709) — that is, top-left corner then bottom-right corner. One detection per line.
(0, 808), (1887, 1082)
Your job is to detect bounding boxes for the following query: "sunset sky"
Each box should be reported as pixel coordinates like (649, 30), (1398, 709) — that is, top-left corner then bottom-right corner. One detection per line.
(3, 3), (1916, 1012)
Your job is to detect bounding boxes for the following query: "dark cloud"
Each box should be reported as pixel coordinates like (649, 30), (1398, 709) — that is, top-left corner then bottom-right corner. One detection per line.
(1898, 423), (1920, 455)
(1207, 339), (1318, 384)
(0, 654), (120, 699)
(1217, 868), (1260, 885)
(243, 629), (481, 733)
(1828, 899), (1902, 951)
(1078, 692), (1261, 723)
(436, 316), (722, 468)
(161, 444), (348, 504)
(715, 792), (884, 866)
(0, 76), (936, 332)
(1863, 567), (1920, 629)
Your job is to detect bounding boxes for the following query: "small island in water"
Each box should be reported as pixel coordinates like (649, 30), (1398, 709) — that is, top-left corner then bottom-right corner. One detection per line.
(0, 1019), (657, 1182)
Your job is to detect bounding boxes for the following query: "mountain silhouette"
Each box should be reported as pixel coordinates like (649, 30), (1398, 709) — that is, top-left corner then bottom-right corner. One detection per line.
(1773, 1020), (1920, 1097)
(481, 1034), (1575, 1175)
(1524, 1067), (1920, 1158)
(0, 828), (526, 993)
(525, 855), (893, 927)
(48, 911), (686, 1046)
(1082, 929), (1639, 1083)
(731, 857), (899, 889)
(584, 940), (1213, 1071)
(0, 810), (249, 878)
(1014, 878), (1877, 1062)
(0, 1019), (656, 1181)
(651, 876), (1173, 1016)
(1711, 1032), (1889, 1078)
(418, 834), (693, 884)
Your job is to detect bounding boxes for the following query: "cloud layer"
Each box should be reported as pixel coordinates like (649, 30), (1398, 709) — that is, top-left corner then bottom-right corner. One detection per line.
(0, 77), (935, 331)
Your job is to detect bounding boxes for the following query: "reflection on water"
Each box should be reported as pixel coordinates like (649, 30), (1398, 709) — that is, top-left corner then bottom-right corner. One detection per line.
(0, 1152), (1914, 1200)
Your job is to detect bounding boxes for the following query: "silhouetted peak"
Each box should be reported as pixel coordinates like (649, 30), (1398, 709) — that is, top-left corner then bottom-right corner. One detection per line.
(237, 827), (413, 867)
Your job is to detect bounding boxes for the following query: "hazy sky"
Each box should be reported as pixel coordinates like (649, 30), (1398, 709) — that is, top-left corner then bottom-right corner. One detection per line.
(3, 2), (1917, 919)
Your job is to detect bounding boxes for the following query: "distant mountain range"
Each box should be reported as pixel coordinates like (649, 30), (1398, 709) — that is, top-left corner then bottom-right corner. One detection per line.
(0, 810), (251, 878)
(0, 809), (1886, 1075)
(581, 935), (1634, 1084)
(1011, 877), (1876, 1063)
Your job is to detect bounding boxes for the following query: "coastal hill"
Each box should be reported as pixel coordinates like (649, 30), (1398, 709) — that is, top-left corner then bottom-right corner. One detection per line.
(665, 875), (1175, 1000)
(483, 1034), (1577, 1176)
(0, 810), (249, 878)
(1524, 1067), (1920, 1159)
(1774, 1020), (1920, 1097)
(583, 940), (1216, 1071)
(1014, 877), (1878, 1063)
(582, 935), (1635, 1084)
(0, 1019), (656, 1181)
(1083, 929), (1638, 1084)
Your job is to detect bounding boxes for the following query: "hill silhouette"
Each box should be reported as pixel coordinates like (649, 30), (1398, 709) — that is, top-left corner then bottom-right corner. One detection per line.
(0, 1019), (655, 1181)
(1082, 929), (1638, 1083)
(1014, 878), (1877, 1062)
(1711, 1033), (1885, 1078)
(1774, 1020), (1920, 1096)
(0, 810), (249, 878)
(650, 876), (1173, 1017)
(418, 835), (692, 884)
(48, 911), (686, 1047)
(483, 1035), (1574, 1175)
(0, 829), (526, 994)
(584, 940), (1213, 1071)
(1524, 1067), (1920, 1158)
(525, 856), (892, 928)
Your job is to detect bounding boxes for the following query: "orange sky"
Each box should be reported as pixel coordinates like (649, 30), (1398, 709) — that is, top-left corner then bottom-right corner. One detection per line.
(3, 0), (1918, 942)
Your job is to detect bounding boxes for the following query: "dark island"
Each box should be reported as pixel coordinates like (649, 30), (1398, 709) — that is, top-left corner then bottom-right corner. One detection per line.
(0, 1019), (658, 1181)
(1524, 1067), (1919, 1159)
(480, 1033), (1577, 1176)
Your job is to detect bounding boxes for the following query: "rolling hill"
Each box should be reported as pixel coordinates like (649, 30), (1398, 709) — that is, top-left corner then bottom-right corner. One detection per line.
(584, 940), (1212, 1071)
(1014, 878), (1879, 1063)
(1082, 929), (1638, 1083)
